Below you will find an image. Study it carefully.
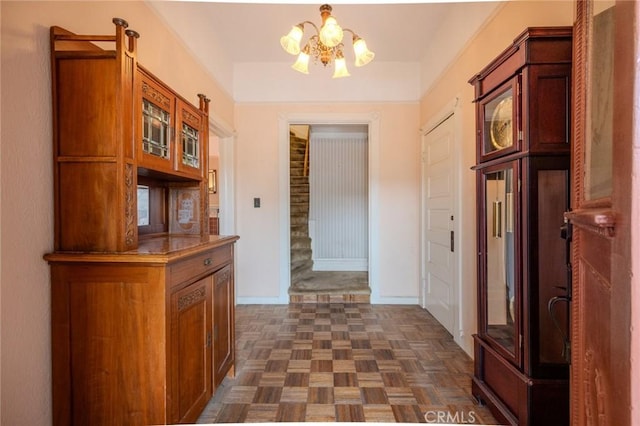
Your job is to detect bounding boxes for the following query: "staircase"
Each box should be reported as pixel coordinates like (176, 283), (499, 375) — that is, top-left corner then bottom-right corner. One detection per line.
(288, 131), (370, 304)
(289, 134), (314, 286)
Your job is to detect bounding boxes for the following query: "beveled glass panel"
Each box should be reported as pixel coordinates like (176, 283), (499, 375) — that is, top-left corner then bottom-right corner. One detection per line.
(584, 1), (614, 200)
(181, 123), (199, 168)
(142, 99), (170, 159)
(485, 167), (516, 354)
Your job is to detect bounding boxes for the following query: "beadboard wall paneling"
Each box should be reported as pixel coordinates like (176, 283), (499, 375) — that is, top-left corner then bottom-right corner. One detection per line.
(309, 129), (368, 271)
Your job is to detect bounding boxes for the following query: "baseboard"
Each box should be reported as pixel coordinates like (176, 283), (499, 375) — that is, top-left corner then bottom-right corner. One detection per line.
(312, 258), (368, 271)
(370, 296), (419, 305)
(236, 296), (284, 305)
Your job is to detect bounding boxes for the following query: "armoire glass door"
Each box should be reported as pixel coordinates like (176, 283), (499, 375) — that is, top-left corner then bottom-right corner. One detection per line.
(481, 160), (520, 364)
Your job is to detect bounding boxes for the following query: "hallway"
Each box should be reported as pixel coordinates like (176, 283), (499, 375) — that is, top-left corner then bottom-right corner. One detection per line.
(197, 304), (497, 423)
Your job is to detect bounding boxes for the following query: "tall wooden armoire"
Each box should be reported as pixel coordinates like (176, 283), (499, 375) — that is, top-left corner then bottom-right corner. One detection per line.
(469, 27), (573, 425)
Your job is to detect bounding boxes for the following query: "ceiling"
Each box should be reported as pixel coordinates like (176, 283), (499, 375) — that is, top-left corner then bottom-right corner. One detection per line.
(147, 1), (501, 101)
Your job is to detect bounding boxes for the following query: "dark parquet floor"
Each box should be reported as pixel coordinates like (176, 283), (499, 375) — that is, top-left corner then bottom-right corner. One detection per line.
(197, 303), (498, 424)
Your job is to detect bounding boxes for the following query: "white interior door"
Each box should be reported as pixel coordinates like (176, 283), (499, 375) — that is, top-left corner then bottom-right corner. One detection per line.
(421, 114), (456, 335)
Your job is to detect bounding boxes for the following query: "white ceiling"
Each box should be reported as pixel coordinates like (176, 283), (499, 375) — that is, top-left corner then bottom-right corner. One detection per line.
(147, 1), (501, 102)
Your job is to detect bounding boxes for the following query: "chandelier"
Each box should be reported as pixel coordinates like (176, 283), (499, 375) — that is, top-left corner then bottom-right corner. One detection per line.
(279, 4), (375, 78)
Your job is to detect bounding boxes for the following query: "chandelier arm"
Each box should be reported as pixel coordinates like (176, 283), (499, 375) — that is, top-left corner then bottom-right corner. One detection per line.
(300, 21), (320, 35)
(342, 28), (358, 40)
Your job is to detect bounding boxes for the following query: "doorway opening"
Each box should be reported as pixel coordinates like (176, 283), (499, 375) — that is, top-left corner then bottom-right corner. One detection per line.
(288, 124), (371, 302)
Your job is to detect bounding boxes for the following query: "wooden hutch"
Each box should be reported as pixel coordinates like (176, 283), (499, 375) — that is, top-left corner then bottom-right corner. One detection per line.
(44, 18), (238, 425)
(469, 27), (572, 425)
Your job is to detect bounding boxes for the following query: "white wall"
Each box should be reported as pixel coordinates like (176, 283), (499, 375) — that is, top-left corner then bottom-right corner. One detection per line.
(234, 61), (421, 103)
(234, 103), (421, 304)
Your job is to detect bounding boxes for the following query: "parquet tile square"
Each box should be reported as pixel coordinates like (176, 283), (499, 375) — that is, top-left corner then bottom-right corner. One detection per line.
(363, 404), (397, 422)
(335, 404), (366, 422)
(305, 403), (336, 421)
(284, 372), (309, 387)
(308, 387), (334, 404)
(197, 304), (497, 424)
(252, 386), (282, 404)
(333, 387), (363, 404)
(258, 373), (285, 387)
(280, 386), (309, 403)
(309, 372), (334, 387)
(276, 402), (306, 422)
(287, 360), (312, 372)
(244, 403), (278, 422)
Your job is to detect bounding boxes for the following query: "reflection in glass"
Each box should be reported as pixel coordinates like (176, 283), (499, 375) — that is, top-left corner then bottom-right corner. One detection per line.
(585, 1), (614, 200)
(485, 168), (515, 353)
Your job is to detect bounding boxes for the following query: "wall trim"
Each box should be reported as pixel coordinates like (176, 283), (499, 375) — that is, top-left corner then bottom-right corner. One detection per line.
(313, 259), (368, 272)
(237, 296), (283, 305)
(372, 296), (419, 305)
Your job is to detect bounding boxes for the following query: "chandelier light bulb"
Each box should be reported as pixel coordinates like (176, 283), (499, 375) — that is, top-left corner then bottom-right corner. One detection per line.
(353, 37), (375, 67)
(332, 56), (350, 78)
(291, 50), (311, 74)
(319, 16), (343, 48)
(280, 25), (303, 55)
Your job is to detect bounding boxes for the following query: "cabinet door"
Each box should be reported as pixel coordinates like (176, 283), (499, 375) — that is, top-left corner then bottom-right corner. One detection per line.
(137, 72), (176, 174)
(213, 264), (235, 387)
(478, 159), (521, 367)
(175, 100), (204, 179)
(523, 156), (570, 378)
(170, 276), (213, 423)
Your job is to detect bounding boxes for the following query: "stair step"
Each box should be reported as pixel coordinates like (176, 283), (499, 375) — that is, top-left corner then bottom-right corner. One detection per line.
(291, 248), (312, 263)
(289, 203), (309, 218)
(290, 186), (309, 195)
(291, 259), (313, 275)
(290, 176), (309, 185)
(291, 236), (311, 249)
(290, 168), (305, 177)
(290, 193), (309, 204)
(290, 216), (308, 226)
(289, 143), (307, 158)
(291, 225), (309, 237)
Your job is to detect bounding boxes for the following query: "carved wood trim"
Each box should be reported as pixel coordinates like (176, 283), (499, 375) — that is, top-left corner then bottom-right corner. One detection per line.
(177, 286), (206, 311)
(181, 108), (200, 128)
(572, 2), (589, 424)
(124, 163), (136, 247)
(141, 80), (171, 109)
(215, 268), (230, 284)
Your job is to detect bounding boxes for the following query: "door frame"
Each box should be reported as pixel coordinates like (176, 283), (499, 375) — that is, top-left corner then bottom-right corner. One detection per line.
(420, 97), (464, 348)
(278, 112), (380, 303)
(209, 114), (236, 236)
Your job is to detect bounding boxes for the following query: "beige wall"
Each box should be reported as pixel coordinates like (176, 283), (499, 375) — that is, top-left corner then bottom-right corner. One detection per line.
(234, 103), (421, 302)
(0, 2), (233, 423)
(420, 0), (575, 354)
